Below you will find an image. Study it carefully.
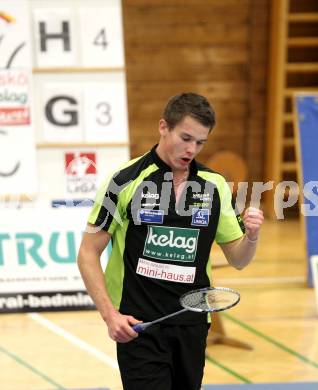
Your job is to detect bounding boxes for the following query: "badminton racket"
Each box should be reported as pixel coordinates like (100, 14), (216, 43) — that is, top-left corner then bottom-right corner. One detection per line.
(133, 286), (240, 333)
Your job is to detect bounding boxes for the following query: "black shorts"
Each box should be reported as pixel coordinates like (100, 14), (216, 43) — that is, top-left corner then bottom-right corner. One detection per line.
(117, 323), (210, 390)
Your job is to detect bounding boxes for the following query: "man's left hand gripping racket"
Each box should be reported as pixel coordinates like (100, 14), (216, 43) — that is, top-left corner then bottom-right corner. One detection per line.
(133, 286), (240, 333)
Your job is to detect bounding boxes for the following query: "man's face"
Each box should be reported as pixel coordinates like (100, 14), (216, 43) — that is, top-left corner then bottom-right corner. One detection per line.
(158, 115), (210, 173)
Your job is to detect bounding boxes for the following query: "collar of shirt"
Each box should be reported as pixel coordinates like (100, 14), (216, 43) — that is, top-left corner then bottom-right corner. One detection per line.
(150, 144), (198, 177)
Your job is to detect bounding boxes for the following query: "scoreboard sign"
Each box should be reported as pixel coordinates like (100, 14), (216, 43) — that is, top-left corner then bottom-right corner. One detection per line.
(32, 1), (124, 68)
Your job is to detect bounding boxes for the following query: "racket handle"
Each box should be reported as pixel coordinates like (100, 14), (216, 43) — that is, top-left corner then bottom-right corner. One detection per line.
(132, 322), (151, 333)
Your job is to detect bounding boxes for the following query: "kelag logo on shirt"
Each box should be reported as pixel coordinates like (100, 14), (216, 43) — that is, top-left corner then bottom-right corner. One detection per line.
(143, 226), (199, 262)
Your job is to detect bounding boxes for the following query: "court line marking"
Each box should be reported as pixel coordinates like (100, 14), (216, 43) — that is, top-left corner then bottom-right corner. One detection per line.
(205, 354), (252, 383)
(216, 276), (305, 286)
(28, 313), (119, 371)
(0, 344), (65, 389)
(224, 313), (318, 370)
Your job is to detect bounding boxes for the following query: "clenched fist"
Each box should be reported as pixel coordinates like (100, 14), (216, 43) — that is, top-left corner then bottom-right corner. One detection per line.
(243, 207), (264, 241)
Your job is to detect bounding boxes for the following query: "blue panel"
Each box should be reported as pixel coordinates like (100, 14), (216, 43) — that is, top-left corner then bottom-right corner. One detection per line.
(295, 94), (318, 286)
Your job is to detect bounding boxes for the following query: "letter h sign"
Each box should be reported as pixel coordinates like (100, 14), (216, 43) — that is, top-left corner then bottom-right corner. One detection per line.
(33, 8), (77, 67)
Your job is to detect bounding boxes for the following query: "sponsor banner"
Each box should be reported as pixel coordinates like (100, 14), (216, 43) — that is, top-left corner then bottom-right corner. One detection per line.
(0, 1), (32, 68)
(36, 147), (130, 203)
(0, 107), (29, 126)
(78, 3), (125, 68)
(143, 226), (199, 262)
(33, 7), (77, 68)
(65, 152), (97, 197)
(0, 69), (31, 125)
(0, 291), (94, 313)
(0, 208), (110, 312)
(0, 126), (37, 195)
(136, 258), (196, 284)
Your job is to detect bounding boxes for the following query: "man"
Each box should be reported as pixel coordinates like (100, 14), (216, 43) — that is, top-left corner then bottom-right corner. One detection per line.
(77, 93), (264, 390)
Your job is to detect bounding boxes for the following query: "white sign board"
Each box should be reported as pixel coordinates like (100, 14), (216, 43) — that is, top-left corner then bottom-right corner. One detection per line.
(36, 146), (130, 204)
(78, 3), (124, 68)
(34, 73), (129, 144)
(0, 0), (129, 313)
(0, 126), (38, 196)
(0, 0), (32, 68)
(33, 7), (77, 68)
(0, 208), (110, 312)
(83, 73), (129, 143)
(41, 82), (83, 142)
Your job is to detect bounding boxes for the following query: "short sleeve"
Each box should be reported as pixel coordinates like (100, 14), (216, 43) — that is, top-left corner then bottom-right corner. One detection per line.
(88, 173), (125, 235)
(215, 177), (244, 244)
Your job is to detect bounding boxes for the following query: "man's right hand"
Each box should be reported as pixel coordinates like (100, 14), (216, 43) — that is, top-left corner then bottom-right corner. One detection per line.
(106, 309), (141, 343)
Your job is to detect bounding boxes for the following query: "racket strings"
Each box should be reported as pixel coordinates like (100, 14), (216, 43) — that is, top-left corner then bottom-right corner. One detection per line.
(206, 291), (235, 310)
(180, 289), (240, 312)
(181, 292), (208, 310)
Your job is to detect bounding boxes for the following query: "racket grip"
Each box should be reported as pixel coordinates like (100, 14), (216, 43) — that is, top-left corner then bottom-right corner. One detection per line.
(132, 322), (150, 333)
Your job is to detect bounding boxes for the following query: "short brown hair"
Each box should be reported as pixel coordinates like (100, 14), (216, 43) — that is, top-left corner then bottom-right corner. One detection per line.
(163, 92), (216, 131)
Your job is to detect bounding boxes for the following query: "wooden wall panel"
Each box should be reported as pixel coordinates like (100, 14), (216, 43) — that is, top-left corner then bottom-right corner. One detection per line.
(123, 0), (270, 181)
(246, 0), (270, 182)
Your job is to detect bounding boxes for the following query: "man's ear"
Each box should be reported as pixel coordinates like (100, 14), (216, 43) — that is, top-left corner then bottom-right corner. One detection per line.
(159, 119), (169, 136)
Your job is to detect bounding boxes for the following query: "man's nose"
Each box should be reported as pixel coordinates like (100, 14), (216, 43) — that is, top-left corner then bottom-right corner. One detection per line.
(186, 141), (197, 155)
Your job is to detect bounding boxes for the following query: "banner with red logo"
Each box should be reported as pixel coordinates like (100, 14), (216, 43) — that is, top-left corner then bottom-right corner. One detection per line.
(0, 68), (37, 196)
(0, 69), (32, 126)
(34, 147), (130, 207)
(65, 152), (98, 197)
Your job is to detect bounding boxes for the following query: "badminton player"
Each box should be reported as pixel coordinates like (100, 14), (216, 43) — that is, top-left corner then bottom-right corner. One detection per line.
(77, 92), (264, 390)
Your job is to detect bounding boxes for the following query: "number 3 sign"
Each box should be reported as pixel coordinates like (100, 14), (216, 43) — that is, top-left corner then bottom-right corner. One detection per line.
(83, 73), (129, 143)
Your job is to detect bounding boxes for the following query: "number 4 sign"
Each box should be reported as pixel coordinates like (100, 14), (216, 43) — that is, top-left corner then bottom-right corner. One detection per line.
(78, 4), (124, 68)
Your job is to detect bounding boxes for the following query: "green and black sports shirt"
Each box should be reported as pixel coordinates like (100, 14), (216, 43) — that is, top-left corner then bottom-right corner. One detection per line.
(88, 145), (244, 325)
